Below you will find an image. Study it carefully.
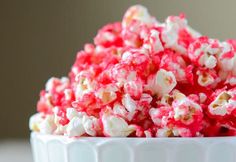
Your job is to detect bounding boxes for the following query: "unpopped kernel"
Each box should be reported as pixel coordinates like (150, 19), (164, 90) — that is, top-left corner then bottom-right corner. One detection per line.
(30, 5), (236, 137)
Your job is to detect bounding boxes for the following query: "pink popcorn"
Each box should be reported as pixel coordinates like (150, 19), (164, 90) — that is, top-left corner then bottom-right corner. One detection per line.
(196, 68), (220, 88)
(208, 87), (236, 117)
(30, 5), (236, 137)
(94, 22), (123, 48)
(161, 14), (199, 55)
(145, 69), (177, 97)
(159, 50), (192, 83)
(188, 36), (220, 69)
(124, 79), (143, 99)
(142, 28), (164, 53)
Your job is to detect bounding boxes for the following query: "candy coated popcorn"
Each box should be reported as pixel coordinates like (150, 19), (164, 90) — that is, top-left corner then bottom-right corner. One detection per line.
(30, 5), (236, 137)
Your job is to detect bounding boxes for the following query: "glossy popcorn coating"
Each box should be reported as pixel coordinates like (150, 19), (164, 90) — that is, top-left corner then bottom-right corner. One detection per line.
(30, 5), (236, 137)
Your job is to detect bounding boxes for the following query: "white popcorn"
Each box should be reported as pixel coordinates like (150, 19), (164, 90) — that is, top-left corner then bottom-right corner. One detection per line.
(102, 114), (135, 137)
(146, 69), (177, 96)
(66, 108), (79, 120)
(54, 124), (67, 135)
(38, 115), (56, 134)
(66, 117), (85, 137)
(29, 113), (44, 132)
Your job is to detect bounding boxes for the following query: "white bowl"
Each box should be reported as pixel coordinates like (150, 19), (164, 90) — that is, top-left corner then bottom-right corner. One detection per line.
(31, 132), (236, 162)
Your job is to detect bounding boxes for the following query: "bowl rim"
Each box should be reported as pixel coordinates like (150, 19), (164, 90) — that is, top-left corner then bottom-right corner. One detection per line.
(31, 132), (236, 141)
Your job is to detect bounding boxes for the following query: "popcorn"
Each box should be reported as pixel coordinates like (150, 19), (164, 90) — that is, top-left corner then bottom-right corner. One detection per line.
(208, 89), (236, 116)
(124, 80), (143, 99)
(29, 113), (44, 132)
(122, 94), (137, 113)
(83, 116), (100, 136)
(95, 84), (118, 104)
(30, 5), (236, 137)
(38, 115), (56, 134)
(143, 29), (164, 53)
(66, 108), (79, 120)
(188, 37), (220, 69)
(145, 69), (177, 96)
(196, 69), (219, 87)
(122, 5), (156, 28)
(172, 96), (203, 125)
(161, 14), (198, 55)
(66, 117), (85, 137)
(102, 112), (135, 137)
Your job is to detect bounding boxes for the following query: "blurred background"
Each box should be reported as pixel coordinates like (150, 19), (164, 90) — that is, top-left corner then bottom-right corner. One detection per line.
(1, 0), (236, 161)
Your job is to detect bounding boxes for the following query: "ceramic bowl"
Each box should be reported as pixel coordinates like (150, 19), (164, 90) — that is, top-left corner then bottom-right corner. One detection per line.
(31, 132), (236, 162)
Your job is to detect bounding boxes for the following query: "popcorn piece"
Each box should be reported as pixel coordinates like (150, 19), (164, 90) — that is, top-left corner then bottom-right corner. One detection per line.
(124, 80), (143, 99)
(159, 50), (190, 82)
(122, 94), (137, 114)
(143, 29), (164, 53)
(83, 116), (100, 136)
(156, 127), (192, 137)
(161, 14), (198, 55)
(208, 90), (236, 116)
(173, 96), (203, 125)
(218, 42), (236, 72)
(96, 84), (118, 104)
(29, 113), (44, 132)
(149, 106), (172, 126)
(122, 5), (156, 28)
(196, 69), (219, 87)
(188, 37), (220, 69)
(66, 117), (85, 137)
(146, 69), (177, 96)
(75, 72), (96, 99)
(38, 115), (56, 134)
(66, 108), (79, 120)
(102, 113), (135, 137)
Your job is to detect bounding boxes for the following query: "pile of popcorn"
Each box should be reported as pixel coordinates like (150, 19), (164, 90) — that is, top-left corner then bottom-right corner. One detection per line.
(29, 5), (236, 137)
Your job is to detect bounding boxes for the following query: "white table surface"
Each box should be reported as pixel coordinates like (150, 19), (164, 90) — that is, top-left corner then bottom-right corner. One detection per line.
(0, 140), (33, 162)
